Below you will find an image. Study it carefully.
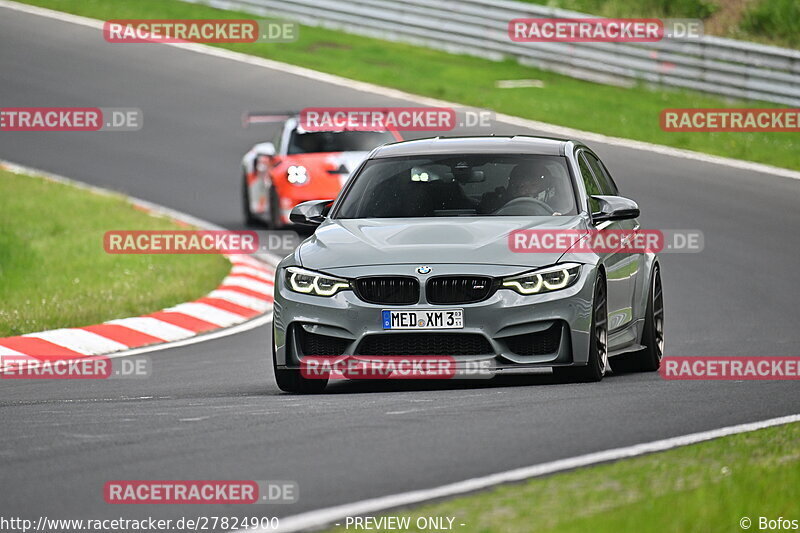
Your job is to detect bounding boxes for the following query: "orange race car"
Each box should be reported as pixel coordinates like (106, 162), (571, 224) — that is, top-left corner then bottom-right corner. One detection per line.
(241, 112), (398, 227)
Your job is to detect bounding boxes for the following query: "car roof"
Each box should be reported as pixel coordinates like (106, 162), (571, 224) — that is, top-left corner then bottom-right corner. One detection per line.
(371, 135), (572, 158)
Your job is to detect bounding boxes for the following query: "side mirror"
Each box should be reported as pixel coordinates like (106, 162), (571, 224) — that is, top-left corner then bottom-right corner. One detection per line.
(290, 199), (334, 226)
(591, 195), (640, 223)
(253, 142), (275, 157)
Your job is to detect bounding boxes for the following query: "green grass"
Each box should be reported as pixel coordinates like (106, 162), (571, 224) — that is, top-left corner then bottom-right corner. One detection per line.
(325, 422), (800, 533)
(739, 0), (800, 49)
(17, 0), (800, 171)
(0, 170), (230, 337)
(518, 0), (799, 49)
(518, 0), (718, 19)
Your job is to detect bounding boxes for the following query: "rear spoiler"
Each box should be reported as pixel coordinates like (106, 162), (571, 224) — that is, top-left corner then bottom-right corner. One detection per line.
(242, 111), (296, 128)
(241, 110), (403, 141)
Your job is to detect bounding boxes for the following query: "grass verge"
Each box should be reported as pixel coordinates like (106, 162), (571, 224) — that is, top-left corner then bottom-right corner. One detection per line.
(519, 0), (800, 49)
(325, 422), (800, 533)
(0, 169), (230, 337)
(16, 0), (800, 172)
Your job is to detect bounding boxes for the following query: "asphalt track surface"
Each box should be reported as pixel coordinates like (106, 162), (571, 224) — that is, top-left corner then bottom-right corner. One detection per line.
(1, 6), (799, 530)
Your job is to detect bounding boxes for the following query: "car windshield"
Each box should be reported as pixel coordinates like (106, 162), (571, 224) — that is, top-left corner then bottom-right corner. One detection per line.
(287, 130), (396, 155)
(335, 154), (577, 218)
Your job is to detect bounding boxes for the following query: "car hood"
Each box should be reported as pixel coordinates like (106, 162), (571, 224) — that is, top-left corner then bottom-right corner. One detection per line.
(298, 216), (588, 270)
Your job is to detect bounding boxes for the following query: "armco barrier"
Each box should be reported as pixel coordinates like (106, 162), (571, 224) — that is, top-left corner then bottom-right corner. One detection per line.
(181, 0), (800, 106)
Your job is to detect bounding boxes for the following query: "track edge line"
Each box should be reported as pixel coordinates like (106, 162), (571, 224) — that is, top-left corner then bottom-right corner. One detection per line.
(257, 413), (800, 533)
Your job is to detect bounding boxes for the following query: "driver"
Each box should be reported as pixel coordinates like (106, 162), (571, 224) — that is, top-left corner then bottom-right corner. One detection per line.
(479, 161), (555, 213)
(506, 161), (554, 201)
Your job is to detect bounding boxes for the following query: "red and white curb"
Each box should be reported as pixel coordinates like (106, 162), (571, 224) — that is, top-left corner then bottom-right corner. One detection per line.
(0, 161), (278, 371)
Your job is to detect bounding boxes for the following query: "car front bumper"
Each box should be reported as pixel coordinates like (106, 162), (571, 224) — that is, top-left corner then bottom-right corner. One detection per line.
(273, 263), (598, 371)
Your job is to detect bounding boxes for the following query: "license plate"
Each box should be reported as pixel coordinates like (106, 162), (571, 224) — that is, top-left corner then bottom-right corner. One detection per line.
(382, 309), (463, 330)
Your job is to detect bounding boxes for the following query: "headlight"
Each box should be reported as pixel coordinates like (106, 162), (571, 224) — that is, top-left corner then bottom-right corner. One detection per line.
(285, 266), (349, 297)
(502, 263), (581, 295)
(287, 165), (309, 185)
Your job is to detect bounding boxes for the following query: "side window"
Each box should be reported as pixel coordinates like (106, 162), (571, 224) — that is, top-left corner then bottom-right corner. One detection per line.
(578, 152), (602, 214)
(583, 152), (618, 195)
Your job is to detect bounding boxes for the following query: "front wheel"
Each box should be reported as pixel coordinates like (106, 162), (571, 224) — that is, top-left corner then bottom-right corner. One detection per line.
(612, 265), (664, 373)
(265, 185), (282, 229)
(555, 274), (608, 383)
(242, 172), (258, 226)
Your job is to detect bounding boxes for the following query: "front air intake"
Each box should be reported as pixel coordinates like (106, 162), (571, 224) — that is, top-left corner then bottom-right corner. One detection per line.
(354, 277), (420, 305)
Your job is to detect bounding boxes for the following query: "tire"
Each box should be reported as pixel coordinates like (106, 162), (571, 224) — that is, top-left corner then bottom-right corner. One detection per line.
(242, 171), (258, 226)
(266, 185), (281, 229)
(612, 265), (664, 373)
(272, 339), (327, 394)
(555, 273), (608, 383)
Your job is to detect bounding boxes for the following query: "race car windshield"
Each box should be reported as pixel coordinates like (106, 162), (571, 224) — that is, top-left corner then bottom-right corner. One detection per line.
(335, 154), (578, 218)
(287, 130), (396, 154)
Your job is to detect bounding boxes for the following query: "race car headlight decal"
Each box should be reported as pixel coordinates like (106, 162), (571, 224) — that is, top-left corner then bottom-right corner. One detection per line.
(502, 263), (581, 295)
(286, 266), (350, 297)
(287, 165), (309, 185)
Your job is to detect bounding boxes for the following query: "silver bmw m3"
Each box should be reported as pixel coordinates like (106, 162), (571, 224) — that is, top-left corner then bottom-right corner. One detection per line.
(272, 136), (664, 392)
